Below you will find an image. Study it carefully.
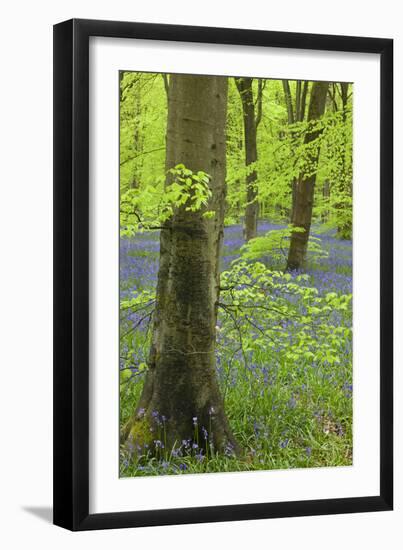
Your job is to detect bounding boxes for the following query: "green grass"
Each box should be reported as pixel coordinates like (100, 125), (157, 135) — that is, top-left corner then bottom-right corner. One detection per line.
(120, 347), (352, 476)
(119, 226), (353, 477)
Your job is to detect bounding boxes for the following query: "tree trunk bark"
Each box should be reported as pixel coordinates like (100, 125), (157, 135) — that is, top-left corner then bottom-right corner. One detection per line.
(336, 82), (352, 239)
(235, 77), (259, 241)
(162, 73), (169, 101)
(287, 81), (329, 271)
(283, 80), (310, 224)
(282, 80), (295, 125)
(123, 74), (239, 457)
(322, 180), (330, 222)
(130, 86), (142, 188)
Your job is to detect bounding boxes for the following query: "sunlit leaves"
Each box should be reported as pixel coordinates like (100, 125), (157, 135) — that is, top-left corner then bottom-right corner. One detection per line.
(238, 226), (328, 266)
(120, 165), (213, 236)
(219, 260), (352, 370)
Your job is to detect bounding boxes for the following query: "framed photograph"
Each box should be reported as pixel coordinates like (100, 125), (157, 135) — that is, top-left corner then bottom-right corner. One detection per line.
(53, 19), (393, 530)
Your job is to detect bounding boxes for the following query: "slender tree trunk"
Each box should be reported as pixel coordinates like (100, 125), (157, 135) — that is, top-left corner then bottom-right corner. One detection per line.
(340, 82), (349, 122)
(300, 81), (309, 123)
(235, 77), (259, 241)
(287, 81), (329, 271)
(283, 80), (310, 223)
(123, 75), (239, 456)
(322, 180), (330, 222)
(162, 73), (169, 101)
(336, 82), (352, 239)
(282, 80), (295, 125)
(282, 80), (297, 222)
(119, 71), (124, 102)
(130, 86), (142, 188)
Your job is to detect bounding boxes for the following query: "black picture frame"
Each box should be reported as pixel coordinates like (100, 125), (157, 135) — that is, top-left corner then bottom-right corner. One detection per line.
(53, 18), (393, 531)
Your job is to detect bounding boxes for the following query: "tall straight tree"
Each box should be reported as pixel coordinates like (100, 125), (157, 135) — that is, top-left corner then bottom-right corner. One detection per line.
(337, 82), (352, 239)
(282, 80), (310, 221)
(235, 77), (263, 241)
(287, 81), (329, 271)
(325, 82), (352, 238)
(123, 74), (239, 455)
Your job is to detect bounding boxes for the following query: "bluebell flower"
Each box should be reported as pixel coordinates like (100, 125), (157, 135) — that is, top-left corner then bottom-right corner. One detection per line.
(288, 396), (297, 409)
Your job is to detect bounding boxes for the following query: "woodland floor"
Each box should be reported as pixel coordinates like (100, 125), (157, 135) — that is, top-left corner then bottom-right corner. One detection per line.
(119, 222), (353, 476)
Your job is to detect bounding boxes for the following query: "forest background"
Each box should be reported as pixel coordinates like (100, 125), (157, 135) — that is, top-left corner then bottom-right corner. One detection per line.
(119, 72), (354, 477)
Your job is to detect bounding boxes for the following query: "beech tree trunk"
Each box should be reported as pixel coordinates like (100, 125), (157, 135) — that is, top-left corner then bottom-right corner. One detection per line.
(322, 180), (330, 222)
(283, 80), (310, 223)
(287, 81), (329, 271)
(235, 77), (259, 241)
(337, 82), (352, 239)
(122, 75), (239, 456)
(282, 80), (297, 222)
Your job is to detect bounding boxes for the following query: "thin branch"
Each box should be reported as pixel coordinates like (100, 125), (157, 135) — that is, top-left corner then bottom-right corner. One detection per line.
(328, 84), (339, 112)
(162, 73), (169, 99)
(120, 311), (153, 340)
(221, 344), (243, 401)
(119, 300), (155, 322)
(255, 79), (266, 128)
(219, 299), (249, 370)
(120, 146), (165, 167)
(120, 207), (165, 231)
(120, 299), (155, 311)
(282, 80), (295, 124)
(119, 370), (146, 386)
(300, 81), (309, 122)
(295, 80), (301, 122)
